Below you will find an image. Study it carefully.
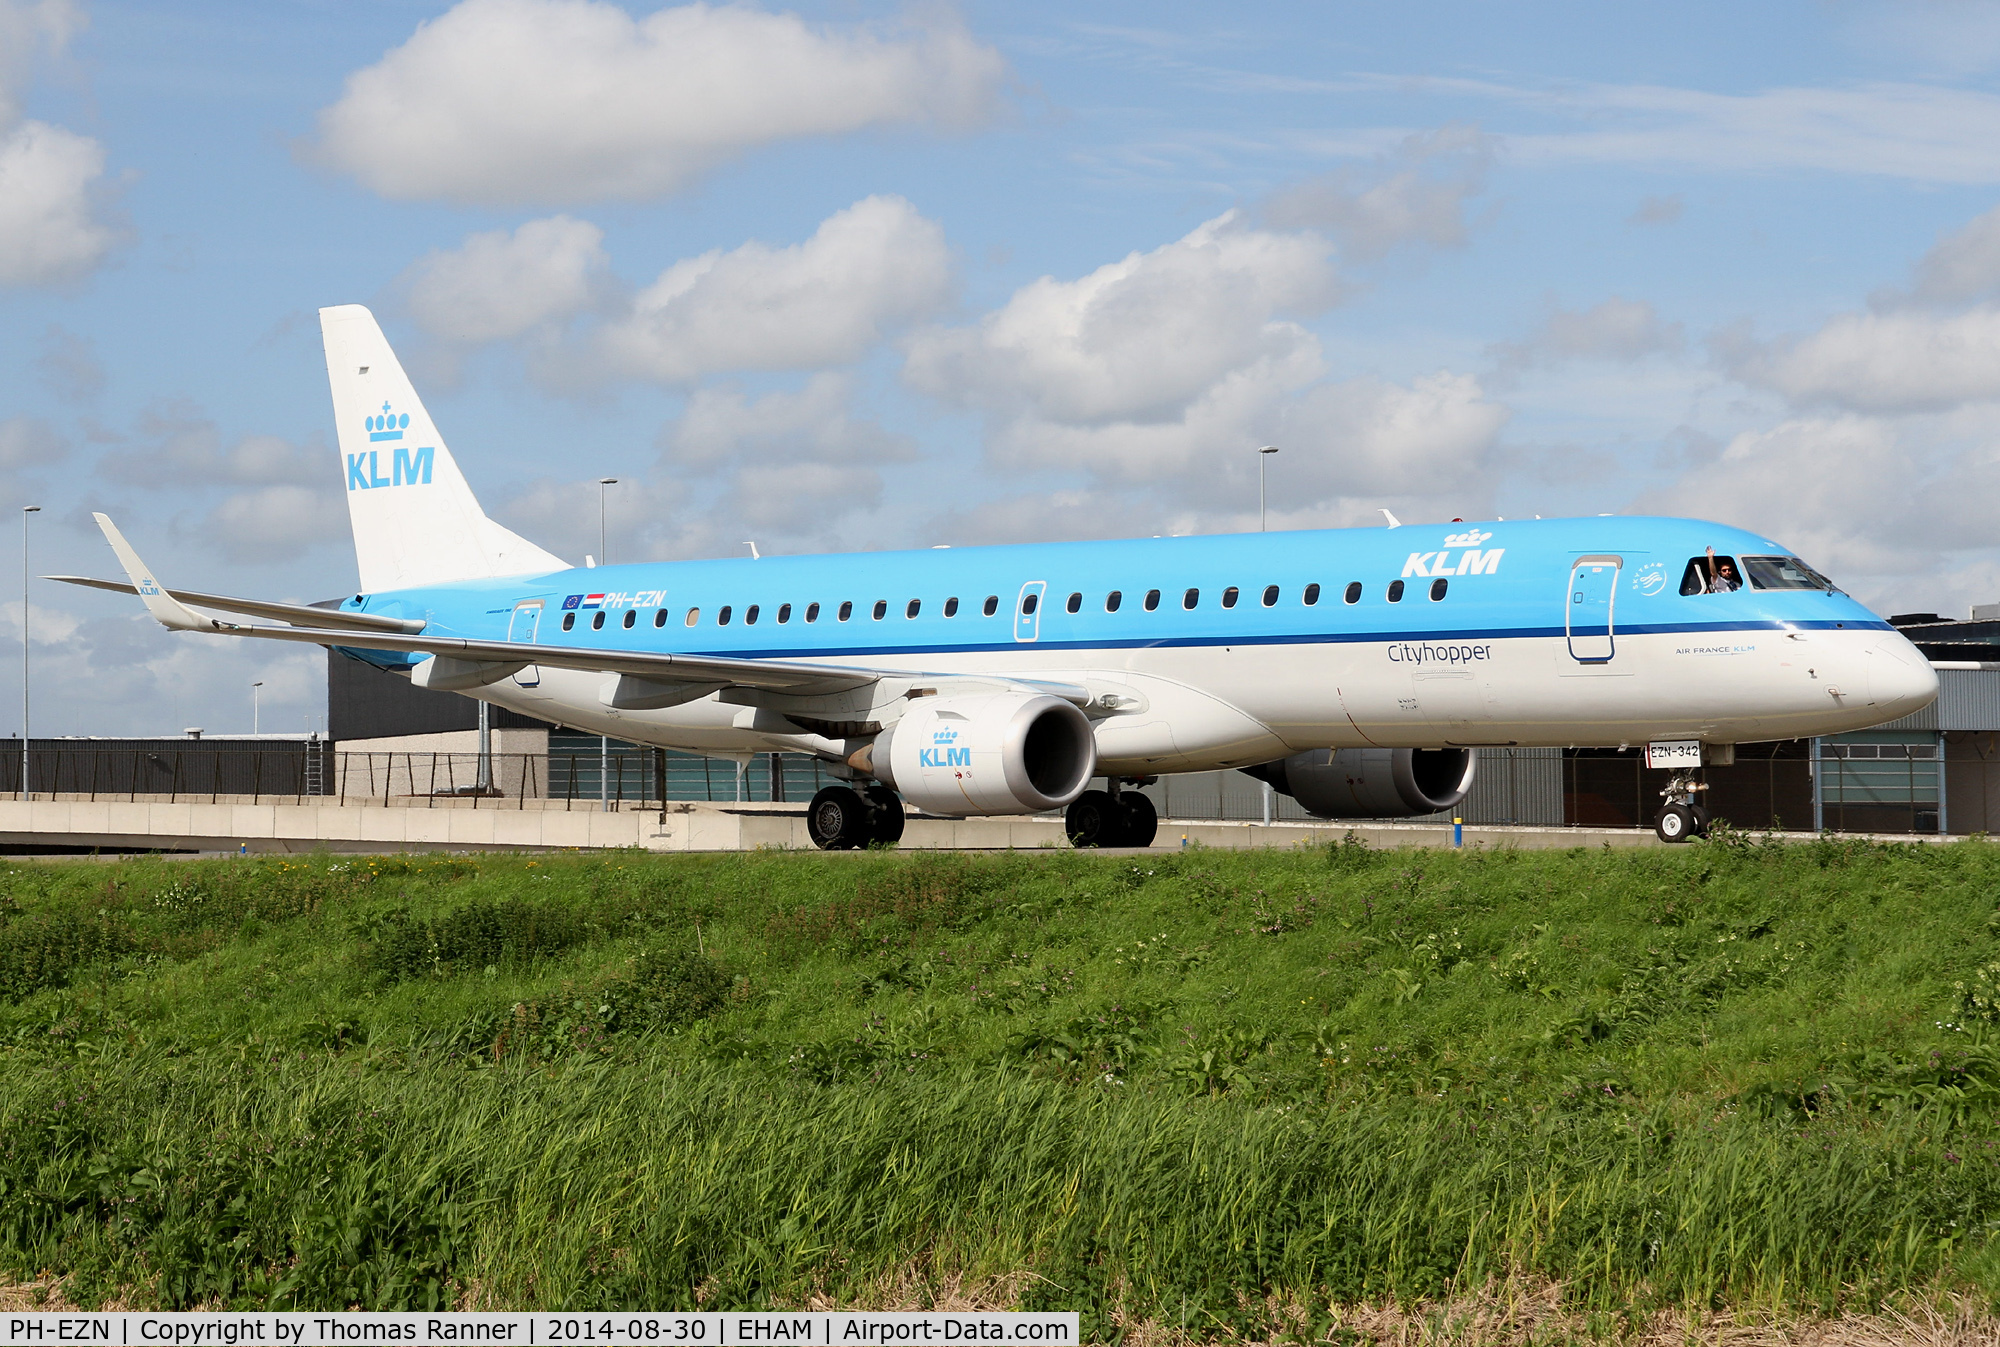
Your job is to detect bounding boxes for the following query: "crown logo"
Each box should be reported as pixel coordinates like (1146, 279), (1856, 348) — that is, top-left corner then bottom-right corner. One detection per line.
(366, 401), (408, 442)
(1442, 528), (1493, 547)
(933, 727), (959, 744)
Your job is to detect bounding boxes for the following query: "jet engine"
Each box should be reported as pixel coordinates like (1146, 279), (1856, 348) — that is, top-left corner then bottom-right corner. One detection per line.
(870, 693), (1097, 817)
(1241, 747), (1476, 818)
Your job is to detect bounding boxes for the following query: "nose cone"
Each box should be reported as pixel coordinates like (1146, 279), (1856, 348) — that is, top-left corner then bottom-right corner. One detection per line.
(1868, 633), (1939, 721)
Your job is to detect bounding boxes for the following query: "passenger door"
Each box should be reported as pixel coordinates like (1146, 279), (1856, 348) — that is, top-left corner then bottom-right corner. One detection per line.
(508, 600), (543, 686)
(1014, 581), (1046, 643)
(1565, 556), (1621, 664)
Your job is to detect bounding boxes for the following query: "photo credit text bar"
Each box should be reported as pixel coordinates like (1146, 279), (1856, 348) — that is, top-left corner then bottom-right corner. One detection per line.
(0, 1316), (1078, 1347)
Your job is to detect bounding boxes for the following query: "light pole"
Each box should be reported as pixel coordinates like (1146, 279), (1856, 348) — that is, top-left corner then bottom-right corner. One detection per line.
(597, 478), (617, 811)
(1257, 445), (1279, 532)
(597, 477), (617, 566)
(251, 681), (263, 737)
(20, 505), (38, 800)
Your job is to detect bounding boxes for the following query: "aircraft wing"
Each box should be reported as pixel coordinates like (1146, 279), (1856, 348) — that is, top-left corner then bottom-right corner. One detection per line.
(45, 575), (426, 634)
(73, 513), (1095, 706)
(191, 617), (883, 697)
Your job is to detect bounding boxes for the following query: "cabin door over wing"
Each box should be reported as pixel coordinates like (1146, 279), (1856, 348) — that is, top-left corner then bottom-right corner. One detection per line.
(508, 600), (543, 686)
(1565, 556), (1621, 664)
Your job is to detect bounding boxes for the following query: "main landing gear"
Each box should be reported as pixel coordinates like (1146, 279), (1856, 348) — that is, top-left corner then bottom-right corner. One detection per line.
(1065, 782), (1160, 849)
(807, 784), (906, 850)
(1655, 769), (1713, 844)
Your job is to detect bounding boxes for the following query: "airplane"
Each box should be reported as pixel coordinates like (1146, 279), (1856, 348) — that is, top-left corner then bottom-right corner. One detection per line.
(57, 305), (1939, 848)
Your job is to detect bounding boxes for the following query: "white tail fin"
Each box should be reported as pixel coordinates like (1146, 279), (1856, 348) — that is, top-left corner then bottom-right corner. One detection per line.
(321, 305), (566, 594)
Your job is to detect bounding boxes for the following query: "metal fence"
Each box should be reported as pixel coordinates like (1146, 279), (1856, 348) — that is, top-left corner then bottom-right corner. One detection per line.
(0, 741), (334, 800)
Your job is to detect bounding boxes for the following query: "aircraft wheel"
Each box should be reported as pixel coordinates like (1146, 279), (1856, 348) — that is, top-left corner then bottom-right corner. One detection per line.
(1690, 804), (1713, 837)
(1120, 792), (1159, 848)
(808, 786), (873, 850)
(1065, 790), (1122, 847)
(1655, 804), (1696, 844)
(863, 785), (906, 845)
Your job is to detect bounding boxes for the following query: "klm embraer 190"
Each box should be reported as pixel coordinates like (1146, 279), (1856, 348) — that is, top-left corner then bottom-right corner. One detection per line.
(61, 306), (1939, 847)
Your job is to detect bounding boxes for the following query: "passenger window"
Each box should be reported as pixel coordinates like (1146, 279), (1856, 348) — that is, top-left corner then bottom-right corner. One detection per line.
(1144, 589), (1160, 611)
(906, 599), (920, 618)
(1343, 582), (1360, 604)
(591, 611), (605, 630)
(1221, 586), (1239, 609)
(777, 604), (791, 623)
(1021, 593), (1039, 615)
(718, 606), (733, 626)
(839, 601), (853, 621)
(623, 610), (636, 628)
(1429, 578), (1447, 602)
(1106, 590), (1122, 612)
(1304, 583), (1321, 606)
(745, 605), (759, 625)
(653, 610), (667, 628)
(1680, 555), (1742, 595)
(562, 613), (575, 631)
(944, 597), (959, 617)
(1183, 588), (1199, 610)
(983, 595), (999, 616)
(872, 600), (887, 620)
(1387, 580), (1405, 603)
(1066, 592), (1082, 614)
(685, 608), (699, 626)
(805, 602), (820, 623)
(1262, 585), (1278, 607)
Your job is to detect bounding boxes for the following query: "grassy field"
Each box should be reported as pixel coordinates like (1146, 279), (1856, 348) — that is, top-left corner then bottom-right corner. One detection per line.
(4, 833), (2000, 1329)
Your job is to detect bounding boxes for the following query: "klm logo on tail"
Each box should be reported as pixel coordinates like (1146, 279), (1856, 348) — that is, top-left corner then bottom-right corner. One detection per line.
(347, 403), (433, 491)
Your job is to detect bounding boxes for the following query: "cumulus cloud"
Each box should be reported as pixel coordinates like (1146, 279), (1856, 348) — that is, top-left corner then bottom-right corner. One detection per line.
(0, 0), (80, 126)
(195, 485), (349, 564)
(104, 402), (330, 489)
(312, 0), (1007, 206)
(0, 113), (114, 289)
(0, 415), (66, 471)
(403, 215), (608, 343)
(1263, 124), (1492, 261)
(662, 374), (913, 470)
(1910, 203), (2000, 302)
(1725, 305), (2000, 413)
(904, 210), (1339, 425)
(1489, 296), (1683, 377)
(592, 195), (952, 382)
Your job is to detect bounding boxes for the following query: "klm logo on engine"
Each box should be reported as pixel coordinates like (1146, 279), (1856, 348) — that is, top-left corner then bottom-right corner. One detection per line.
(347, 402), (434, 491)
(920, 725), (971, 769)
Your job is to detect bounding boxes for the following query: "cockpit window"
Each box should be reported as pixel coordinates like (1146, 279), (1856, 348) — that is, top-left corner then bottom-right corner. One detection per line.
(1742, 555), (1837, 592)
(1680, 555), (1741, 595)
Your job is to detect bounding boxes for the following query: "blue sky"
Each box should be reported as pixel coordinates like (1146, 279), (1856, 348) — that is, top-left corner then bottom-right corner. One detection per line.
(6, 0), (2000, 736)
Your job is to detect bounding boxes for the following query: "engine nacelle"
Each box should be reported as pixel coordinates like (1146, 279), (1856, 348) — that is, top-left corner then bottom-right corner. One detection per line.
(873, 693), (1097, 817)
(1242, 747), (1476, 819)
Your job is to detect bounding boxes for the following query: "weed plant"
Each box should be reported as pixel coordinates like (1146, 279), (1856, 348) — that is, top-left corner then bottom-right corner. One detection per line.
(3, 839), (2000, 1322)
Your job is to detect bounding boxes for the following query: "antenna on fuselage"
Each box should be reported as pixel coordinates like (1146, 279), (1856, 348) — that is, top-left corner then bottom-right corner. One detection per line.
(743, 541), (761, 560)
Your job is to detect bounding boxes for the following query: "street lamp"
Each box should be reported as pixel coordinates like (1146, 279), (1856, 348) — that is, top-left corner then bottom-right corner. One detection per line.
(597, 478), (618, 566)
(1257, 446), (1279, 533)
(596, 478), (618, 812)
(21, 505), (38, 800)
(251, 681), (263, 737)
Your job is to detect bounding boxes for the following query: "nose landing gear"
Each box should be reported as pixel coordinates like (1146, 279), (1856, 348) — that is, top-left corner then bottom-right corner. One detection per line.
(1655, 769), (1712, 843)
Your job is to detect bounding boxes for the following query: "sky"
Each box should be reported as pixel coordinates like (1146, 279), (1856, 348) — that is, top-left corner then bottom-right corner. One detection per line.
(6, 0), (2000, 737)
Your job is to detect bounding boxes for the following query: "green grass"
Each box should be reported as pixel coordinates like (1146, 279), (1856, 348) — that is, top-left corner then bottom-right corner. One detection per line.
(4, 833), (2000, 1325)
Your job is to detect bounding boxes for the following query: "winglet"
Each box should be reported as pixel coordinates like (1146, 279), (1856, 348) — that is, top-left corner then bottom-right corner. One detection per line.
(91, 514), (212, 632)
(1380, 509), (1402, 529)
